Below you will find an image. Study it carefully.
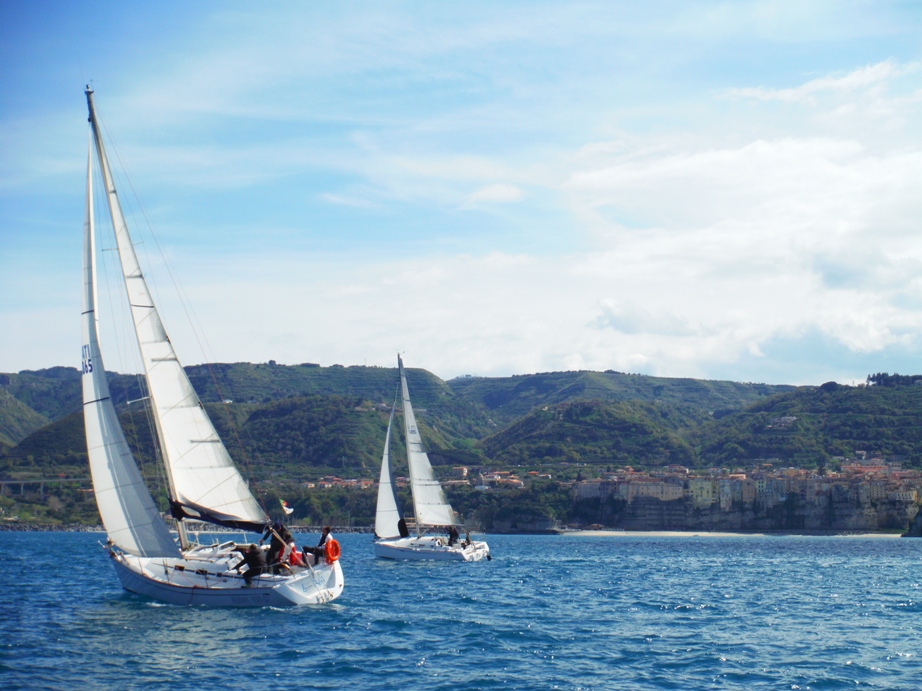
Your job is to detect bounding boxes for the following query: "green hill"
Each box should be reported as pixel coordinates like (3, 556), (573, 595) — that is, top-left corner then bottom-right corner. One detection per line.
(6, 363), (922, 526)
(694, 381), (922, 468)
(449, 370), (791, 425)
(0, 368), (84, 421)
(0, 367), (146, 422)
(479, 399), (701, 466)
(5, 364), (922, 492)
(0, 388), (49, 448)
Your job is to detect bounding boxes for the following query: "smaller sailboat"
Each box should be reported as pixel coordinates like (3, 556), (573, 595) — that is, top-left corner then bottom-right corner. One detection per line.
(374, 356), (490, 561)
(81, 86), (344, 606)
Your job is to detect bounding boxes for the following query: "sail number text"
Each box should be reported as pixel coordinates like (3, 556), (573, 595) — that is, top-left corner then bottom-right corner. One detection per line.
(81, 344), (94, 374)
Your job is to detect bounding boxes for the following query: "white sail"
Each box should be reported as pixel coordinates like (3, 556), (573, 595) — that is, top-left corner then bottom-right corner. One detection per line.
(86, 89), (267, 531)
(82, 135), (180, 559)
(375, 390), (403, 539)
(399, 356), (457, 528)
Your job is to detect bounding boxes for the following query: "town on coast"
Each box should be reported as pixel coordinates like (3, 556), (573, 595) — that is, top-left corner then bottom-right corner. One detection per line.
(570, 458), (921, 533)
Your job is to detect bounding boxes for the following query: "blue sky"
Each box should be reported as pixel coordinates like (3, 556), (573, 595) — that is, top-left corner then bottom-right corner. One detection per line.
(2, 1), (922, 384)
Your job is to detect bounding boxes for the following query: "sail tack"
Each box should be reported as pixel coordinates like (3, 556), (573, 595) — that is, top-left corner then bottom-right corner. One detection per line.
(399, 356), (458, 528)
(82, 136), (180, 559)
(86, 88), (268, 532)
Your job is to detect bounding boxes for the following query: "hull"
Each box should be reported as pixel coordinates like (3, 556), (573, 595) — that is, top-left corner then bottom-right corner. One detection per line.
(109, 549), (344, 607)
(374, 535), (491, 562)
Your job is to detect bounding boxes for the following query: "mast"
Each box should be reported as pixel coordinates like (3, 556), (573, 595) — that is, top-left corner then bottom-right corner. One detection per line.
(85, 86), (267, 546)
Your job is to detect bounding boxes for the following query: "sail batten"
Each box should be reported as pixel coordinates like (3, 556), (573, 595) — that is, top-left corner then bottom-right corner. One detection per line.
(399, 356), (458, 529)
(86, 88), (268, 532)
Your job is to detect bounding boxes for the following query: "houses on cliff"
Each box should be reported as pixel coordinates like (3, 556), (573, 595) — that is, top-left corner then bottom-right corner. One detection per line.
(571, 460), (922, 531)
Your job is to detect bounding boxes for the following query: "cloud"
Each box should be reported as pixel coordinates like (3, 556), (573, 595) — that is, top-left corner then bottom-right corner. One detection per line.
(595, 299), (696, 336)
(468, 183), (524, 204)
(319, 192), (378, 209)
(729, 59), (917, 103)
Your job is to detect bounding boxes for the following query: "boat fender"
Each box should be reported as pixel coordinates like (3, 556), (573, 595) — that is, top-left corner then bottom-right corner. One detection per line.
(324, 538), (341, 564)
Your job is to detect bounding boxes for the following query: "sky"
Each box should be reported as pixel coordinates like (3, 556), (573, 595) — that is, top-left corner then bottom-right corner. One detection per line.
(2, 1), (922, 384)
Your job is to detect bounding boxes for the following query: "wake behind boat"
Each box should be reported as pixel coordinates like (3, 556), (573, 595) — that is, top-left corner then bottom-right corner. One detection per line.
(81, 86), (343, 606)
(373, 356), (490, 561)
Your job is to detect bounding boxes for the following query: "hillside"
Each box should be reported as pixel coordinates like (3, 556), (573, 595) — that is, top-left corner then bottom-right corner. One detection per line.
(449, 370), (791, 426)
(479, 400), (702, 466)
(0, 388), (49, 448)
(5, 363), (922, 526)
(0, 367), (146, 422)
(185, 362), (492, 426)
(6, 364), (922, 492)
(694, 381), (922, 468)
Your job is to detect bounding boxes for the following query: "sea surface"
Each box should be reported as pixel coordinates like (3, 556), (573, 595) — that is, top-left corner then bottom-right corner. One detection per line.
(1, 532), (921, 690)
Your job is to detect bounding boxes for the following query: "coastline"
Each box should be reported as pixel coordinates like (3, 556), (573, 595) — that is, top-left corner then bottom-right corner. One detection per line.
(568, 529), (905, 538)
(0, 523), (907, 538)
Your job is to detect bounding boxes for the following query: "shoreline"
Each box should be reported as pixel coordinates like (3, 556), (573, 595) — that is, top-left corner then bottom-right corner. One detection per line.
(567, 529), (905, 538)
(0, 523), (908, 538)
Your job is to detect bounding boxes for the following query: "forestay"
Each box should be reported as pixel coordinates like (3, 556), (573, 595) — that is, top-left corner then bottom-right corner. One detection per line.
(87, 89), (268, 532)
(81, 137), (180, 559)
(399, 356), (457, 527)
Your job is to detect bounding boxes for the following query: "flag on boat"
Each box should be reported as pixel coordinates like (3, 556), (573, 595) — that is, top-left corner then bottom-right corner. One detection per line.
(280, 499), (294, 515)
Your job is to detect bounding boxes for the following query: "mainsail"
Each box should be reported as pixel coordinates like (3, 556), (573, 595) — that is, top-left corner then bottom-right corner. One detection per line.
(86, 87), (268, 532)
(81, 135), (180, 559)
(399, 356), (457, 528)
(374, 389), (404, 539)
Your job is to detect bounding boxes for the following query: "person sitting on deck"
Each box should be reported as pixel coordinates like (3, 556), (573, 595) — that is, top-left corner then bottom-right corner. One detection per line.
(234, 544), (268, 586)
(303, 526), (332, 565)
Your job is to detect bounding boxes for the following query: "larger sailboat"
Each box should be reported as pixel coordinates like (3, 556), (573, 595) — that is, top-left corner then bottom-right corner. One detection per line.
(81, 86), (343, 605)
(373, 356), (490, 561)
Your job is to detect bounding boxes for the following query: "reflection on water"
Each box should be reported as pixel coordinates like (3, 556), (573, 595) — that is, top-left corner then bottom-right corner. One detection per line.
(1, 532), (921, 690)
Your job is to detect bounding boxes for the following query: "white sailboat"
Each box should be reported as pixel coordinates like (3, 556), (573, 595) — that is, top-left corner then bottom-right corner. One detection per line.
(373, 356), (490, 561)
(81, 86), (344, 606)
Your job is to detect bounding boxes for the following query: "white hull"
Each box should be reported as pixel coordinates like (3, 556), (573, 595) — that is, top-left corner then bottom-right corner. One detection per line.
(109, 548), (344, 607)
(374, 535), (491, 562)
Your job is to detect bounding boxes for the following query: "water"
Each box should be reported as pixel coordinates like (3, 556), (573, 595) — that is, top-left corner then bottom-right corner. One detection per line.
(1, 532), (921, 690)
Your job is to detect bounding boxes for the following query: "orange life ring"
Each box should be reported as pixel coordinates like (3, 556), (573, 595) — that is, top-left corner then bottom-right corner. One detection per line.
(324, 538), (341, 564)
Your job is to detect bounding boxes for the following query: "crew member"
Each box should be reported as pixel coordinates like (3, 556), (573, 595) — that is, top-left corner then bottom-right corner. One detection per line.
(234, 543), (268, 586)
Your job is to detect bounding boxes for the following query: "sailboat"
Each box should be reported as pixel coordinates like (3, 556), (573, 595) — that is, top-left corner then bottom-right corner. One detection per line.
(81, 86), (344, 606)
(373, 355), (490, 561)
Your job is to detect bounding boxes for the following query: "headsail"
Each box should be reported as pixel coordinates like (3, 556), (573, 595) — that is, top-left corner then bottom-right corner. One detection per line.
(86, 87), (268, 532)
(399, 355), (457, 528)
(375, 388), (405, 539)
(82, 134), (180, 559)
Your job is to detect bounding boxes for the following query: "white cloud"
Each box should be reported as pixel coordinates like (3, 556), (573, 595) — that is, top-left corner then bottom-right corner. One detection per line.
(319, 192), (378, 209)
(730, 60), (912, 103)
(468, 184), (524, 204)
(595, 299), (696, 337)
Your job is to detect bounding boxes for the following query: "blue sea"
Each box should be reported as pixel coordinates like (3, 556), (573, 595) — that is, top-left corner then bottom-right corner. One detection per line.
(1, 532), (921, 690)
